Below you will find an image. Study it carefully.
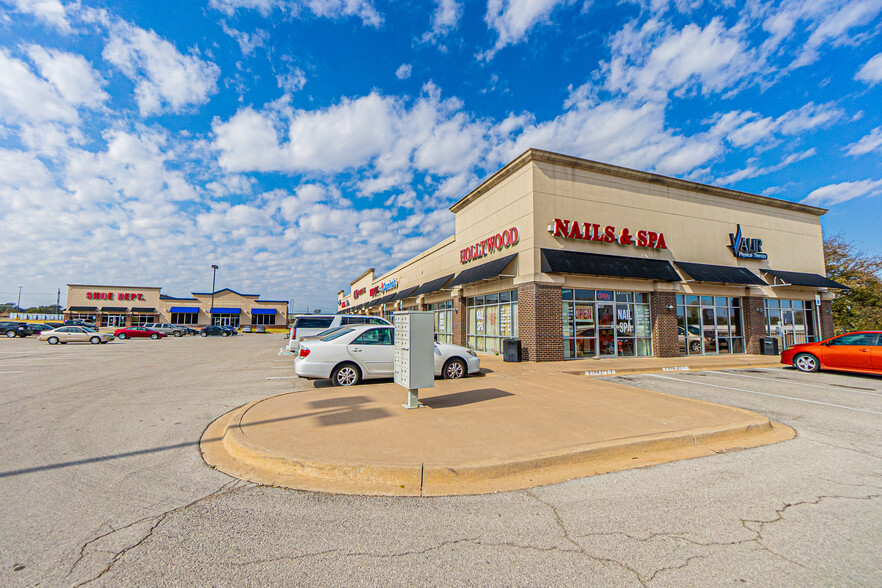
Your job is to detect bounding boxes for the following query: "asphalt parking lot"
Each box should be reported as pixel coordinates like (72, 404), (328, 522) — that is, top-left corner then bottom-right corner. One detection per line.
(1, 334), (879, 586)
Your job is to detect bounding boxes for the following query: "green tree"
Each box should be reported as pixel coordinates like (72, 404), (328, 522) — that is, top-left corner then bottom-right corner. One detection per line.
(824, 234), (882, 332)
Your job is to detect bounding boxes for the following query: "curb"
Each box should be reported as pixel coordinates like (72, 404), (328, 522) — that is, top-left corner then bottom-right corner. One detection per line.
(574, 359), (782, 378)
(201, 397), (795, 497)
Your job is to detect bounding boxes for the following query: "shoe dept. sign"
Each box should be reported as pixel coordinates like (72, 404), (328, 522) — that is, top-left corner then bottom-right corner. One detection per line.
(549, 218), (668, 249)
(460, 227), (519, 264)
(728, 224), (767, 260)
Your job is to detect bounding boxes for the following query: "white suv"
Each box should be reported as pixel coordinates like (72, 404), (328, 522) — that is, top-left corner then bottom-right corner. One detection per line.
(287, 314), (390, 352)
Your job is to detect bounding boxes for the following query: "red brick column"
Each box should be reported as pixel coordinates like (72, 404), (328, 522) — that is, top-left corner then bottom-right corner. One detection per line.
(742, 296), (766, 354)
(518, 283), (563, 362)
(820, 300), (834, 339)
(453, 294), (467, 347)
(650, 292), (679, 357)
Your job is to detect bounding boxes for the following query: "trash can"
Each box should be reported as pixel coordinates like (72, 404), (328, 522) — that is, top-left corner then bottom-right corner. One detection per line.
(503, 338), (522, 362)
(761, 337), (779, 356)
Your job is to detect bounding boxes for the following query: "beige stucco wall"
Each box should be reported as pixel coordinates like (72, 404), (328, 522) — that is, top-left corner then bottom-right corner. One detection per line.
(339, 149), (830, 311)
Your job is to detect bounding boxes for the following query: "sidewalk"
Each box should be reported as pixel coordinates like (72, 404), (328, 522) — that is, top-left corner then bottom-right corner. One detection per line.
(201, 354), (793, 496)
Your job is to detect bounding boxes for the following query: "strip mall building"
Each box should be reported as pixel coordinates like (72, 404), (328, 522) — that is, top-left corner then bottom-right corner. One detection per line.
(337, 149), (844, 361)
(65, 286), (287, 329)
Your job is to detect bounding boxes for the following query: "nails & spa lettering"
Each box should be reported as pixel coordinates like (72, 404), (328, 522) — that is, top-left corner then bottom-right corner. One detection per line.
(549, 218), (667, 249)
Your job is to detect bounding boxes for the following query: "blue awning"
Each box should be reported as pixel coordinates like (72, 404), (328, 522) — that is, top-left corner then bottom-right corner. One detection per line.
(211, 307), (241, 314)
(251, 308), (276, 315)
(169, 306), (200, 313)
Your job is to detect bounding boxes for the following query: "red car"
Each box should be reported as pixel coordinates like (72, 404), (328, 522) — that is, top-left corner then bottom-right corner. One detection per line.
(113, 326), (167, 340)
(781, 331), (882, 375)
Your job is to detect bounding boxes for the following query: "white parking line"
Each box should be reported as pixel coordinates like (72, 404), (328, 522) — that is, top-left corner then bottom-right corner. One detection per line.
(646, 374), (882, 415)
(706, 371), (882, 397)
(265, 376), (299, 380)
(0, 371), (24, 374)
(270, 366), (291, 369)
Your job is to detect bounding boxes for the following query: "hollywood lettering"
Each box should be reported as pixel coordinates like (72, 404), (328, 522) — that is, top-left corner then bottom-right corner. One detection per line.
(549, 218), (667, 249)
(460, 227), (519, 264)
(85, 292), (145, 301)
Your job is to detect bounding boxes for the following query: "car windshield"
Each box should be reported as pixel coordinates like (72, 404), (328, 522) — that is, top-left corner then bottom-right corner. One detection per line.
(321, 328), (355, 341)
(83, 327), (98, 332)
(314, 326), (348, 338)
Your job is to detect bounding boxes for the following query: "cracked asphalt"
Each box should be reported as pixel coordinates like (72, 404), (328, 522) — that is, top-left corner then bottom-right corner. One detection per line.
(1, 335), (880, 586)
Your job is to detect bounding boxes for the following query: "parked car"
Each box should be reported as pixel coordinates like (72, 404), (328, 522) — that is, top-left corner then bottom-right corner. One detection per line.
(173, 325), (200, 335)
(24, 323), (54, 335)
(0, 321), (30, 338)
(143, 323), (187, 337)
(295, 324), (480, 386)
(38, 326), (114, 345)
(200, 326), (231, 337)
(255, 325), (266, 333)
(781, 331), (882, 375)
(44, 322), (64, 329)
(114, 326), (166, 340)
(287, 314), (391, 352)
(220, 326), (239, 336)
(241, 326), (253, 333)
(64, 319), (98, 330)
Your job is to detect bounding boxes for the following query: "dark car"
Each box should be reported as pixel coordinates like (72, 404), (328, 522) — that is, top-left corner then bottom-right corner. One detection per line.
(64, 319), (98, 330)
(200, 326), (231, 337)
(178, 326), (200, 336)
(24, 323), (54, 335)
(0, 321), (30, 338)
(221, 326), (239, 336)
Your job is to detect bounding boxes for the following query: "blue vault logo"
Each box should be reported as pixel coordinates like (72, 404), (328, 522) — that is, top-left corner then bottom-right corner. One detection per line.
(728, 225), (768, 260)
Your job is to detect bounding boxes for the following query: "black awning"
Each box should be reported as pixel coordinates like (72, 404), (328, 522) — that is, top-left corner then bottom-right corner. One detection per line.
(131, 307), (157, 313)
(373, 294), (396, 306)
(675, 261), (766, 285)
(68, 306), (97, 312)
(101, 306), (127, 312)
(412, 273), (454, 296)
(763, 269), (848, 289)
(541, 249), (681, 281)
(448, 253), (518, 288)
(390, 286), (419, 302)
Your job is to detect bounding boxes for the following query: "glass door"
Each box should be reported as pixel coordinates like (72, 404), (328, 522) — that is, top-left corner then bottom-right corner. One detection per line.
(701, 307), (717, 353)
(597, 303), (616, 356)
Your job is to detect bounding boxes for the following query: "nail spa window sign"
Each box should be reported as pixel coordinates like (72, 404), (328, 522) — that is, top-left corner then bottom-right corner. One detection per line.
(549, 218), (667, 249)
(85, 291), (145, 301)
(460, 228), (519, 264)
(728, 224), (767, 260)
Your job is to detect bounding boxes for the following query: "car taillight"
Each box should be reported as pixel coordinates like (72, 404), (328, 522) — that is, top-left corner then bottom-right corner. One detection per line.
(299, 348), (310, 358)
(290, 328), (296, 339)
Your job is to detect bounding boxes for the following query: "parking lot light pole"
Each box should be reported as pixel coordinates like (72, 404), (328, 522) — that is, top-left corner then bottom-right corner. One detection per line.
(210, 265), (219, 326)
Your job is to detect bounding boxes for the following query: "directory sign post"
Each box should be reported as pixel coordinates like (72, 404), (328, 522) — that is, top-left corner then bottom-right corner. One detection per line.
(393, 311), (435, 409)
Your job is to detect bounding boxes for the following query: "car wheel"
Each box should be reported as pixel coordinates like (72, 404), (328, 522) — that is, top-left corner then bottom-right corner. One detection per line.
(332, 363), (361, 386)
(794, 353), (820, 373)
(5, 330), (16, 338)
(174, 331), (182, 337)
(222, 331), (230, 337)
(48, 337), (59, 345)
(150, 333), (159, 339)
(201, 332), (208, 337)
(90, 336), (100, 345)
(118, 333), (126, 339)
(443, 358), (467, 379)
(689, 340), (701, 352)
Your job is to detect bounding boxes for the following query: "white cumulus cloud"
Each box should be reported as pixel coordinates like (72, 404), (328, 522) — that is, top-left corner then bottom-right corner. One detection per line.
(802, 179), (882, 206)
(26, 46), (108, 108)
(103, 21), (220, 116)
(0, 49), (79, 124)
(1, 0), (71, 32)
(844, 127), (882, 156)
(482, 0), (566, 59)
(209, 0), (383, 27)
(395, 63), (412, 80)
(855, 52), (882, 85)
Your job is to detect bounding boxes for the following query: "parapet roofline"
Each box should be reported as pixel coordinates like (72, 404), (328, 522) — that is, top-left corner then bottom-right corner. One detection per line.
(68, 284), (162, 289)
(190, 288), (259, 297)
(350, 268), (375, 286)
(449, 148), (829, 217)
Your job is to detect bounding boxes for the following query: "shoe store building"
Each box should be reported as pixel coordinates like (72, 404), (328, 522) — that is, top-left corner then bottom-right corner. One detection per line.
(337, 149), (845, 361)
(65, 285), (288, 329)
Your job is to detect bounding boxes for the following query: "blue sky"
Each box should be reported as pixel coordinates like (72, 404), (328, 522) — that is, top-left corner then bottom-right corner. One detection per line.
(1, 0), (880, 310)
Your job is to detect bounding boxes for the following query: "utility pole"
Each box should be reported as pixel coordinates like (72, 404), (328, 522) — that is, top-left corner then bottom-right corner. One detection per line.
(57, 288), (61, 316)
(210, 265), (219, 326)
(17, 285), (22, 309)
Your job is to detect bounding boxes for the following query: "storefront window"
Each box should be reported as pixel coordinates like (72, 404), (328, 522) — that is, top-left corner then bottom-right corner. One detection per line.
(563, 290), (651, 358)
(211, 313), (240, 327)
(101, 314), (126, 327)
(171, 312), (198, 325)
(131, 314), (153, 326)
(252, 313), (276, 326)
(676, 295), (744, 356)
(466, 290), (517, 353)
(427, 301), (453, 344)
(69, 313), (96, 323)
(764, 299), (817, 347)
